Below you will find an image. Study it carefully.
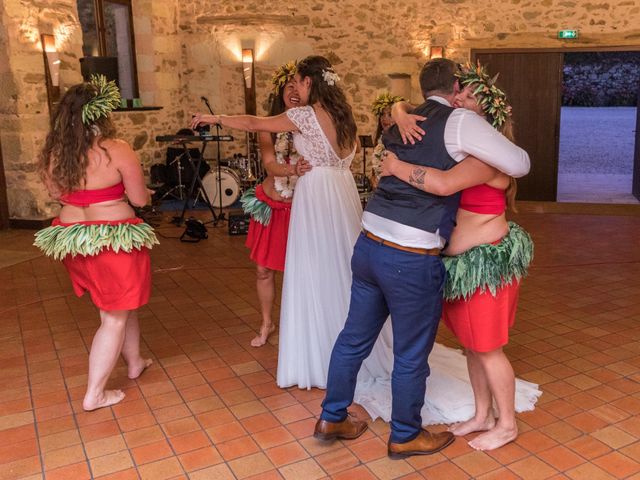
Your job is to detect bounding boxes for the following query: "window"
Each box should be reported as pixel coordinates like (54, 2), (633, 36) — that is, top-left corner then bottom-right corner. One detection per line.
(76, 0), (139, 99)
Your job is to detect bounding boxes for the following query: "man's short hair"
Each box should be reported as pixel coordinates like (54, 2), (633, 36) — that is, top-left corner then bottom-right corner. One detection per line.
(419, 58), (459, 98)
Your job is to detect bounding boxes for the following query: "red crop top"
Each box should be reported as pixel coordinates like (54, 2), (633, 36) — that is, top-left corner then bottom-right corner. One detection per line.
(459, 184), (506, 215)
(60, 182), (125, 207)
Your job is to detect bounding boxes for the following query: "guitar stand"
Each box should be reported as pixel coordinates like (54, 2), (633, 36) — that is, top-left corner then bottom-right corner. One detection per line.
(174, 140), (218, 226)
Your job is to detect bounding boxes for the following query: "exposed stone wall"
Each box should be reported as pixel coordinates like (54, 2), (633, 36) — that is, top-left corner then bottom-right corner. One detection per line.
(563, 52), (640, 106)
(0, 0), (85, 218)
(178, 1), (640, 162)
(2, 0), (640, 218)
(0, 0), (183, 219)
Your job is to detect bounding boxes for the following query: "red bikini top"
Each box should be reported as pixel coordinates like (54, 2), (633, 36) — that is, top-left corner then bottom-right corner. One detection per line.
(60, 182), (125, 207)
(459, 184), (506, 215)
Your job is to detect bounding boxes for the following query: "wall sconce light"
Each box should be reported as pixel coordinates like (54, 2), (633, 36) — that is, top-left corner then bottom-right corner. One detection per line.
(242, 48), (254, 89)
(41, 34), (61, 121)
(430, 46), (444, 59)
(42, 34), (60, 87)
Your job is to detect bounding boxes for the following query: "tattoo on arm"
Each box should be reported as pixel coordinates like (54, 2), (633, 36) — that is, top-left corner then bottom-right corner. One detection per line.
(408, 167), (426, 188)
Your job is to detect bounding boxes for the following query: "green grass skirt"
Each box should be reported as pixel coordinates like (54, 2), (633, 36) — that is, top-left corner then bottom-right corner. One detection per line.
(240, 187), (271, 226)
(34, 222), (159, 260)
(443, 221), (533, 301)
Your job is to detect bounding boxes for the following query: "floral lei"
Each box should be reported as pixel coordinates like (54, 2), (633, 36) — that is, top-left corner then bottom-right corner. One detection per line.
(456, 61), (512, 128)
(273, 132), (300, 198)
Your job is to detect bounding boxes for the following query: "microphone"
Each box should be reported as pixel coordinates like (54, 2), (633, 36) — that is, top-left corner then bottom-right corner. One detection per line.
(201, 96), (214, 115)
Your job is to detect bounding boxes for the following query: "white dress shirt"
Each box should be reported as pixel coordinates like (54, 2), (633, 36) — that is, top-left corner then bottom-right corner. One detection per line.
(362, 96), (530, 248)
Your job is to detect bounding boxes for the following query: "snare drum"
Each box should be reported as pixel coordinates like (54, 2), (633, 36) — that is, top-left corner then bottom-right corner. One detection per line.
(202, 167), (241, 208)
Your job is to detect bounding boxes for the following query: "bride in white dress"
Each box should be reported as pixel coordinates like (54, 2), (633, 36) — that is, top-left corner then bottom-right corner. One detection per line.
(191, 55), (540, 426)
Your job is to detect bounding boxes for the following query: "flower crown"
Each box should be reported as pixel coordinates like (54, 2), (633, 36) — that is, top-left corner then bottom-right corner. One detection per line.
(371, 92), (405, 117)
(322, 69), (340, 86)
(456, 61), (512, 129)
(271, 61), (297, 94)
(81, 74), (121, 125)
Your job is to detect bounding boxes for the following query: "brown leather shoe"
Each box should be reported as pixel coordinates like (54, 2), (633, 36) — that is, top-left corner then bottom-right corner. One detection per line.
(388, 429), (455, 459)
(313, 413), (368, 441)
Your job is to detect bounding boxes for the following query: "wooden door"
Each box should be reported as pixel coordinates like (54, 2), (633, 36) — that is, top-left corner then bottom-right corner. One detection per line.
(473, 51), (564, 201)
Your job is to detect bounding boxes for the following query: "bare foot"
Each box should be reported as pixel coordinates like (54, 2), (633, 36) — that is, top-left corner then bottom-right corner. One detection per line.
(448, 416), (495, 436)
(128, 358), (153, 380)
(251, 324), (276, 348)
(468, 424), (518, 451)
(83, 389), (125, 411)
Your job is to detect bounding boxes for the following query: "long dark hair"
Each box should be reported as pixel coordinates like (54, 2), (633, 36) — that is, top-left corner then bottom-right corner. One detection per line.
(296, 56), (357, 151)
(39, 82), (116, 193)
(267, 88), (287, 143)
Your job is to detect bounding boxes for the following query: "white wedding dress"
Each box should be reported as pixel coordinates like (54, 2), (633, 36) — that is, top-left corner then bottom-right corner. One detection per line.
(276, 106), (541, 424)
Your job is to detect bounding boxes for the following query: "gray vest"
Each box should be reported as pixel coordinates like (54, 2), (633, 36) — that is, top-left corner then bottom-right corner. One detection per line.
(365, 99), (461, 242)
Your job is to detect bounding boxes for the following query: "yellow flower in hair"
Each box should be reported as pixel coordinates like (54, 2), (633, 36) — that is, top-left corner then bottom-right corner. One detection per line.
(371, 92), (405, 117)
(271, 61), (297, 94)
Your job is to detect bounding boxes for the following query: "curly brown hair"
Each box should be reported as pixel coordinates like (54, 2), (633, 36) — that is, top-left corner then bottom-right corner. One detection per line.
(39, 82), (117, 193)
(296, 56), (357, 151)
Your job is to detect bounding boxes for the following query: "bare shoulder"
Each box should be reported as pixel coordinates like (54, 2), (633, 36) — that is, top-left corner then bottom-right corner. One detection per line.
(100, 137), (132, 152)
(98, 138), (137, 163)
(487, 171), (510, 189)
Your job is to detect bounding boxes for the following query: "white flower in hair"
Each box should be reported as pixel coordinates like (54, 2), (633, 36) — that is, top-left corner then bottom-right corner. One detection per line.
(322, 69), (340, 86)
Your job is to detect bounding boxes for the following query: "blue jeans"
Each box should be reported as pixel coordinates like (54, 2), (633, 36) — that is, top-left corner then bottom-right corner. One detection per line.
(320, 233), (445, 443)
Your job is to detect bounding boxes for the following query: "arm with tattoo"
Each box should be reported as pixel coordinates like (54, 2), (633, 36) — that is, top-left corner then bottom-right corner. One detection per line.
(381, 151), (497, 196)
(408, 167), (427, 188)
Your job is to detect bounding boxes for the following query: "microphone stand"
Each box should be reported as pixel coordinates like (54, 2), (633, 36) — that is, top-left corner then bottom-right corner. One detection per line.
(201, 97), (226, 226)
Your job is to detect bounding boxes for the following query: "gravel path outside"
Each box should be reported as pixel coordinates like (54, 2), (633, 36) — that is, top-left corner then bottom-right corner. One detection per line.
(558, 106), (637, 174)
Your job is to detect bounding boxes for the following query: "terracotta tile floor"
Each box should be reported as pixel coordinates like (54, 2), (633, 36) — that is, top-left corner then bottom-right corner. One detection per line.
(1, 210), (639, 480)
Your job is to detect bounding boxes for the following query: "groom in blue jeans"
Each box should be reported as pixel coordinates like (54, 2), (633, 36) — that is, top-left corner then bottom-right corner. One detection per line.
(314, 58), (530, 458)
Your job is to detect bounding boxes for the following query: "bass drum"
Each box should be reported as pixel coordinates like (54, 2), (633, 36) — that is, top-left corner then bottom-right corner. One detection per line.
(202, 167), (241, 208)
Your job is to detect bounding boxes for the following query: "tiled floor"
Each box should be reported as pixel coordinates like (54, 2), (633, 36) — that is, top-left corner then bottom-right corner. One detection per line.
(1, 210), (640, 480)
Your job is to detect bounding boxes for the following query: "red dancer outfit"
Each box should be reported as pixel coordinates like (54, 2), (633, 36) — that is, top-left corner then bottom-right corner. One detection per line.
(34, 183), (158, 311)
(241, 132), (299, 272)
(244, 184), (292, 271)
(442, 184), (533, 352)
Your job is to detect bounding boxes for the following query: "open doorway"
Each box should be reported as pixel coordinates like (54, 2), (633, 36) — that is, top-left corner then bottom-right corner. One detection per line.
(557, 52), (640, 203)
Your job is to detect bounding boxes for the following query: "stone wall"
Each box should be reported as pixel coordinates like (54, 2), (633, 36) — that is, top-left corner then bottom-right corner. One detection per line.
(2, 0), (640, 219)
(0, 0), (85, 218)
(0, 0), (183, 219)
(563, 52), (640, 106)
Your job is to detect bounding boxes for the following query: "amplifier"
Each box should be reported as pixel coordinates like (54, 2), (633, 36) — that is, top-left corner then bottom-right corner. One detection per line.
(228, 209), (250, 236)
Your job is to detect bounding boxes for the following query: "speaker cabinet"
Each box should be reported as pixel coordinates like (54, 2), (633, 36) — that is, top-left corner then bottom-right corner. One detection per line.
(80, 57), (119, 87)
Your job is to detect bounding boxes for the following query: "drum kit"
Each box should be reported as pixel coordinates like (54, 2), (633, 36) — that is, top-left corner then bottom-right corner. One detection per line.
(202, 155), (258, 208)
(155, 132), (259, 226)
(154, 130), (377, 225)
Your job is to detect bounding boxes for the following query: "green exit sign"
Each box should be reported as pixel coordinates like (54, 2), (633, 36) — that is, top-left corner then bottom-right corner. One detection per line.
(558, 30), (579, 39)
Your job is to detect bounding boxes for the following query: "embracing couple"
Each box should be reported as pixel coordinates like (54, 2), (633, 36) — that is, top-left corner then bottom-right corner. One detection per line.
(193, 56), (537, 456)
(315, 57), (535, 457)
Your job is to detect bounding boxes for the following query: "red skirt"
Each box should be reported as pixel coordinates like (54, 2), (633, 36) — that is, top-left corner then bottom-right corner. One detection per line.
(442, 280), (520, 353)
(54, 218), (152, 311)
(245, 184), (292, 271)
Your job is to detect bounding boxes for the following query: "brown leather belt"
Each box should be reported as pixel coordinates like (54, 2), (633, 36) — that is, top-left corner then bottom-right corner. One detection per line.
(363, 230), (441, 256)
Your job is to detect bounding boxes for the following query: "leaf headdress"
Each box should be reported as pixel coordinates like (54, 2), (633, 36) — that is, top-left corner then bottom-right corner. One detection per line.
(456, 62), (512, 129)
(81, 74), (121, 125)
